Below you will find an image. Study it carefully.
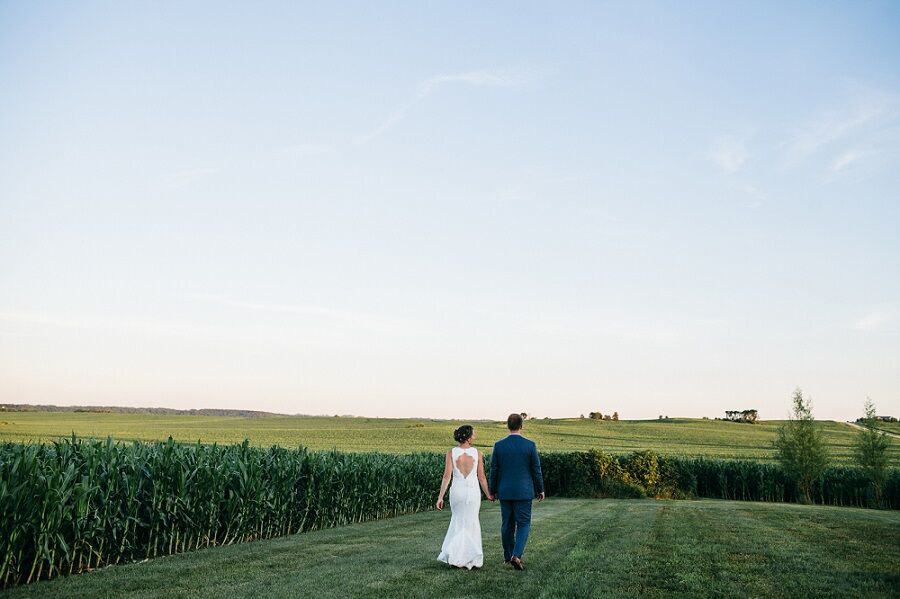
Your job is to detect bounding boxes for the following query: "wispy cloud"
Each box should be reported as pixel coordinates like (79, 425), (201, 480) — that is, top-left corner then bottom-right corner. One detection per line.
(710, 136), (749, 174)
(854, 305), (900, 333)
(830, 151), (864, 173)
(356, 68), (535, 145)
(191, 293), (423, 335)
(785, 86), (900, 169)
(0, 310), (184, 336)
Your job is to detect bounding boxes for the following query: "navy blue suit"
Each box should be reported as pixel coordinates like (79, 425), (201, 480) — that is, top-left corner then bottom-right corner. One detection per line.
(489, 434), (544, 561)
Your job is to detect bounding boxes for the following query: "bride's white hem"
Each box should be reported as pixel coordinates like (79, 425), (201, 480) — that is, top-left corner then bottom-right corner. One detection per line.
(437, 553), (484, 570)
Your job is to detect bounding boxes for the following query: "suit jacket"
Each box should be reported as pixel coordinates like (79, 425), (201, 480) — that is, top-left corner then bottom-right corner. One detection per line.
(489, 434), (544, 501)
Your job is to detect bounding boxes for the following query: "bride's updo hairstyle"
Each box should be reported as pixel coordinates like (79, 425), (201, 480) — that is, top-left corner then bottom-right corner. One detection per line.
(453, 425), (474, 444)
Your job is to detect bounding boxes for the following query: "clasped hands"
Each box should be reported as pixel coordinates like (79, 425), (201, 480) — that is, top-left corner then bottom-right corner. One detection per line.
(436, 491), (543, 510)
(435, 493), (496, 510)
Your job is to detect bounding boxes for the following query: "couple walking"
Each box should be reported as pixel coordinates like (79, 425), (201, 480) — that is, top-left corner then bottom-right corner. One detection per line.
(436, 413), (545, 571)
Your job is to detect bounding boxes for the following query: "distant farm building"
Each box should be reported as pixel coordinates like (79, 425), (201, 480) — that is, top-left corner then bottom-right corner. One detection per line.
(725, 410), (758, 423)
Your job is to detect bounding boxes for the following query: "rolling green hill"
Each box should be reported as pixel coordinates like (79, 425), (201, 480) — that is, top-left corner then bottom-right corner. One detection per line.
(1, 411), (896, 463)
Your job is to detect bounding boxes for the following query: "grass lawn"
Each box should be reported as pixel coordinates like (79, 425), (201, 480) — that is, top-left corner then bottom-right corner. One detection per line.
(9, 498), (899, 598)
(2, 412), (897, 463)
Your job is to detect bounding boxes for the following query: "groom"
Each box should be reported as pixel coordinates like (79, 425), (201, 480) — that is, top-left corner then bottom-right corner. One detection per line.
(489, 413), (545, 571)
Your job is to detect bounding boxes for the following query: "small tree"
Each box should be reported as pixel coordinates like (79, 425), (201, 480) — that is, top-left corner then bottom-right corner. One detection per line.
(774, 387), (829, 503)
(612, 412), (619, 421)
(854, 397), (892, 506)
(520, 412), (528, 420)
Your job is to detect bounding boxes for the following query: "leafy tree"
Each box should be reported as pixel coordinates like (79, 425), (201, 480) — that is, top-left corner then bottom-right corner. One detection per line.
(612, 412), (619, 421)
(774, 387), (829, 503)
(854, 397), (892, 506)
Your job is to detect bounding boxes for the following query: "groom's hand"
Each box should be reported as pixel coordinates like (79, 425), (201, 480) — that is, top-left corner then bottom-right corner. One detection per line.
(537, 492), (545, 502)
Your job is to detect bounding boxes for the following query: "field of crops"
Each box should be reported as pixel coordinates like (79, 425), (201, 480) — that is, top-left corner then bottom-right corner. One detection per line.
(9, 498), (900, 599)
(1, 412), (895, 463)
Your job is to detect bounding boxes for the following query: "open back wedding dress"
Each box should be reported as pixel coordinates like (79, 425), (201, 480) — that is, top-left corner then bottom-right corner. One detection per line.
(437, 446), (484, 569)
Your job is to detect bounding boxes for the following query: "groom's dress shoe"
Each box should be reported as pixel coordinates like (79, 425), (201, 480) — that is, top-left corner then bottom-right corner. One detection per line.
(510, 556), (525, 571)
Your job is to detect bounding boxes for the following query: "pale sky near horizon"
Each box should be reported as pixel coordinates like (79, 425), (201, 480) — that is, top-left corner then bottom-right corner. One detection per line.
(1, 2), (899, 421)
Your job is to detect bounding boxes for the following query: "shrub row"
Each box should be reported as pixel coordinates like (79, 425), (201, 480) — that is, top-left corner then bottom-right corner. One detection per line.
(1, 438), (896, 589)
(541, 449), (900, 509)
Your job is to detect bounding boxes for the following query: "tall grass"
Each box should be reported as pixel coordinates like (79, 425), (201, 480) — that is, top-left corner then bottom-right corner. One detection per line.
(0, 437), (440, 588)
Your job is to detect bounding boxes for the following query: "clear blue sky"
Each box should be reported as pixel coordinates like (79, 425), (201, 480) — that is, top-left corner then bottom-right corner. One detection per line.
(1, 2), (899, 420)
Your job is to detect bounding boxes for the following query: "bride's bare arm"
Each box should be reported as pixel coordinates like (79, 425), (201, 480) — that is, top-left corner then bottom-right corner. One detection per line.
(477, 451), (493, 500)
(436, 451), (452, 509)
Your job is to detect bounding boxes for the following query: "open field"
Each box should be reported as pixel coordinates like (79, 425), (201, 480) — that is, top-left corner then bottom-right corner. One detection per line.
(1, 411), (898, 463)
(873, 421), (900, 437)
(8, 498), (899, 599)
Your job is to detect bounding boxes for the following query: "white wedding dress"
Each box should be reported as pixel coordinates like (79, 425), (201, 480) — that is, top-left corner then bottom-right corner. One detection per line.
(437, 446), (484, 569)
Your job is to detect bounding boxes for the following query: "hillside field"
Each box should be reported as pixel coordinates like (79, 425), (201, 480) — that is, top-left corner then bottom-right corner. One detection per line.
(1, 411), (898, 463)
(8, 498), (899, 599)
(874, 421), (900, 437)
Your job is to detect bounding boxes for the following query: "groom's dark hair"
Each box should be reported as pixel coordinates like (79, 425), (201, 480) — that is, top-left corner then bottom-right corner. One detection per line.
(507, 413), (524, 431)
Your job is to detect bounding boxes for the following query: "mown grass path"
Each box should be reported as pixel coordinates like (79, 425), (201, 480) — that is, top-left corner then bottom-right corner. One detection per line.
(9, 499), (899, 598)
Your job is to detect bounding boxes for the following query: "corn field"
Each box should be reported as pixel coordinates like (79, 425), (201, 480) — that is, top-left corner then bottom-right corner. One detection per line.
(0, 437), (441, 588)
(2, 439), (897, 590)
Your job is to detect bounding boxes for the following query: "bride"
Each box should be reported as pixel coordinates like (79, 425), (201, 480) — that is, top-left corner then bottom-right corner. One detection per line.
(436, 425), (494, 569)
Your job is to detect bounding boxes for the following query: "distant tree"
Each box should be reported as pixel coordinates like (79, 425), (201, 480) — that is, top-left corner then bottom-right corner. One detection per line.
(774, 387), (829, 504)
(520, 412), (528, 420)
(612, 412), (619, 421)
(659, 415), (663, 420)
(854, 397), (892, 506)
(580, 414), (585, 419)
(589, 412), (603, 420)
(603, 415), (611, 421)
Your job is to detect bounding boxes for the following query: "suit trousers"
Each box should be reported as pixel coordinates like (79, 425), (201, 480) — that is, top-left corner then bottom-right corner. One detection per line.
(499, 499), (532, 560)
